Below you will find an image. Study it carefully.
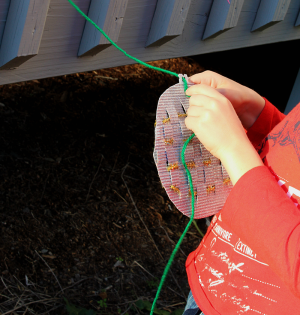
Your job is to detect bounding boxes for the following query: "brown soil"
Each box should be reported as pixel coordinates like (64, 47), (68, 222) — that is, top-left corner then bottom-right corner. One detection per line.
(0, 57), (209, 315)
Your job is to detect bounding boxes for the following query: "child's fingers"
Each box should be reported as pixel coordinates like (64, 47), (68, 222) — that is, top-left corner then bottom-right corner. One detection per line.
(188, 70), (226, 88)
(185, 116), (200, 132)
(188, 94), (215, 110)
(188, 71), (217, 86)
(186, 105), (205, 117)
(186, 84), (227, 103)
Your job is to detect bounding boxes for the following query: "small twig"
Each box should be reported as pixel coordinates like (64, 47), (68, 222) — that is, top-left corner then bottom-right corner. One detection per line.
(1, 277), (14, 297)
(162, 302), (186, 308)
(110, 298), (152, 306)
(113, 189), (128, 204)
(0, 295), (18, 306)
(120, 304), (133, 315)
(165, 286), (185, 299)
(85, 155), (104, 203)
(94, 75), (118, 80)
(129, 162), (147, 174)
(56, 277), (92, 295)
(13, 276), (51, 299)
(192, 220), (204, 237)
(34, 251), (63, 292)
(123, 175), (139, 181)
(132, 261), (184, 298)
(132, 302), (141, 315)
(0, 293), (13, 301)
(158, 222), (186, 257)
(106, 232), (120, 255)
(132, 261), (154, 278)
(13, 291), (26, 310)
(168, 270), (186, 300)
(1, 298), (60, 315)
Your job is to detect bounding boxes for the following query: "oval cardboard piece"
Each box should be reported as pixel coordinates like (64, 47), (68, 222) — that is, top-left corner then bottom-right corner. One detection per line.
(153, 79), (233, 219)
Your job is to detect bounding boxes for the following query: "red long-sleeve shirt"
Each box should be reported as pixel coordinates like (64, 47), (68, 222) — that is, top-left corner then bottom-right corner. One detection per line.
(186, 98), (300, 314)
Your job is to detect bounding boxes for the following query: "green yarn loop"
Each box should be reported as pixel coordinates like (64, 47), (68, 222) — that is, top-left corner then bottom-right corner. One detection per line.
(66, 1), (196, 313)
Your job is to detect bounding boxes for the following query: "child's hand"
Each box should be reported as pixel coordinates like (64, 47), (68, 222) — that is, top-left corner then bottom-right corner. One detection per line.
(185, 84), (247, 160)
(188, 71), (265, 129)
(185, 84), (263, 185)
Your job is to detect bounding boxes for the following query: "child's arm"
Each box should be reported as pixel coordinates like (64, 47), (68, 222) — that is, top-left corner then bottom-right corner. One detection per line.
(221, 166), (300, 298)
(247, 97), (286, 147)
(185, 71), (300, 298)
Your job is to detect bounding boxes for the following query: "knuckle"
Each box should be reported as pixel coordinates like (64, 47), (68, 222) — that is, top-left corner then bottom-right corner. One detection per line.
(210, 100), (219, 110)
(203, 111), (211, 122)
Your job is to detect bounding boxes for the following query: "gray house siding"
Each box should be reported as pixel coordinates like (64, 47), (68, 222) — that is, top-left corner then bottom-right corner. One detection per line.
(0, 0), (298, 86)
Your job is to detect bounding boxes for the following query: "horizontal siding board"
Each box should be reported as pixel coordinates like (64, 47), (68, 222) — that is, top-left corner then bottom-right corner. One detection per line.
(0, 0), (50, 70)
(0, 0), (299, 85)
(78, 0), (128, 57)
(251, 0), (292, 32)
(203, 0), (244, 40)
(146, 0), (192, 47)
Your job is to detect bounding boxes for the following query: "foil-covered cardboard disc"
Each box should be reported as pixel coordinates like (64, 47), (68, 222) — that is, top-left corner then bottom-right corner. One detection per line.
(153, 79), (233, 219)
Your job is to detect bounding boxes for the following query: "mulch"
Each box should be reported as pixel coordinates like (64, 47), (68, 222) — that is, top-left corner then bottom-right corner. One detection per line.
(0, 57), (209, 315)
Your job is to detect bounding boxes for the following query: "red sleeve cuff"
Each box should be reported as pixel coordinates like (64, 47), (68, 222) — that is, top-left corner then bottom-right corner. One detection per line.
(247, 98), (286, 148)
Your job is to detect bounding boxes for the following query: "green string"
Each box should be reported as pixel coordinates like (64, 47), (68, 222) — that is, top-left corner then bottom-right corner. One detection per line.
(68, 0), (178, 79)
(150, 133), (196, 315)
(67, 0), (193, 96)
(67, 0), (195, 313)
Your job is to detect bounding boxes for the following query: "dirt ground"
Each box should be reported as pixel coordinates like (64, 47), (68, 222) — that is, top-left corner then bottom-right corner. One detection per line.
(0, 57), (209, 315)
